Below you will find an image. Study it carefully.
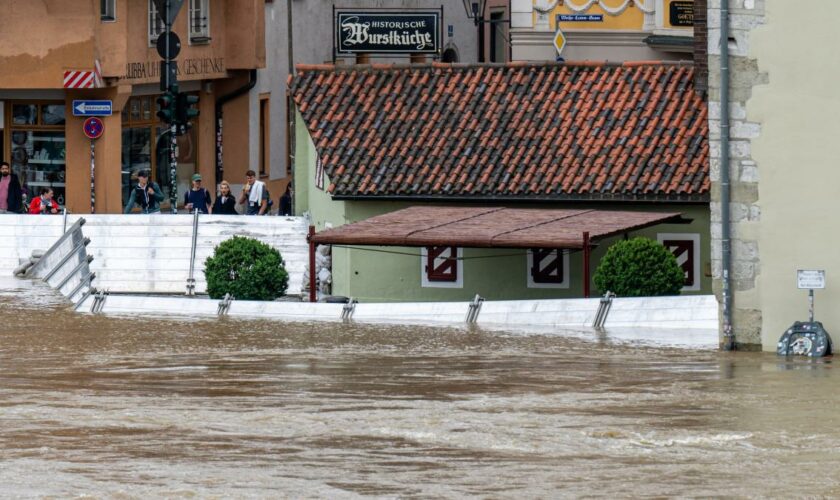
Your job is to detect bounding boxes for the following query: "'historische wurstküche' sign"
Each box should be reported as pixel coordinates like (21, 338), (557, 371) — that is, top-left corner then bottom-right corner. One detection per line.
(336, 11), (441, 55)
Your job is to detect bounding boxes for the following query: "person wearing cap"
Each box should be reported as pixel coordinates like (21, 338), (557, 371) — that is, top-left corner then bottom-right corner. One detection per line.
(124, 170), (164, 214)
(184, 173), (212, 214)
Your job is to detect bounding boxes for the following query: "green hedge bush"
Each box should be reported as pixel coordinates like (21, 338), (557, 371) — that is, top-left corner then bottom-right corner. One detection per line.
(593, 237), (685, 297)
(204, 236), (289, 300)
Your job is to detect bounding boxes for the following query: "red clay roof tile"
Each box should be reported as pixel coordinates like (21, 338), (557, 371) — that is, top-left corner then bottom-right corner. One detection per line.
(290, 61), (708, 201)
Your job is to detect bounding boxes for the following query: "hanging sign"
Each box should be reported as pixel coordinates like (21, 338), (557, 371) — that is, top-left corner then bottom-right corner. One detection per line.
(335, 11), (441, 55)
(83, 117), (105, 140)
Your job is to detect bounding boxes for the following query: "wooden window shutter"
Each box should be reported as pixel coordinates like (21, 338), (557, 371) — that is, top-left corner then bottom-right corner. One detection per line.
(426, 246), (458, 282)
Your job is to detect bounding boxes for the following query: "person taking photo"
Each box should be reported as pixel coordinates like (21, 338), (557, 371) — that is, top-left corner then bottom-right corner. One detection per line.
(28, 187), (60, 215)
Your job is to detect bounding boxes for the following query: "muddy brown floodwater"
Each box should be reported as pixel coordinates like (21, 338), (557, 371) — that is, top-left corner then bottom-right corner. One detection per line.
(1, 277), (840, 498)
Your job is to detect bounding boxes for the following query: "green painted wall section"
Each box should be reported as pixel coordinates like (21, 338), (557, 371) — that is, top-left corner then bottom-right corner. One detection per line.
(294, 108), (711, 302)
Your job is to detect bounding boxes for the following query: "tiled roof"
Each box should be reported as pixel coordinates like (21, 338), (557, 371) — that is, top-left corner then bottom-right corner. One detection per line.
(289, 61), (708, 202)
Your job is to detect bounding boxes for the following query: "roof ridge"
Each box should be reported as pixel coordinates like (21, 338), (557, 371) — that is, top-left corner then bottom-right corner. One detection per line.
(294, 59), (695, 74)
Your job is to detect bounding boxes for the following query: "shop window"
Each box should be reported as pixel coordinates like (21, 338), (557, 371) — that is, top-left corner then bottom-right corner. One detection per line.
(101, 0), (116, 21)
(527, 249), (570, 289)
(9, 102), (67, 209)
(657, 233), (701, 292)
(148, 0), (165, 45)
(421, 246), (463, 288)
(189, 0), (210, 42)
(122, 96), (197, 210)
(259, 95), (269, 176)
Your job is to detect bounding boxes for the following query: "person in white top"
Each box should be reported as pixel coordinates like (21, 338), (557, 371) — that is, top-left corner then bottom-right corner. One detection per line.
(238, 169), (268, 215)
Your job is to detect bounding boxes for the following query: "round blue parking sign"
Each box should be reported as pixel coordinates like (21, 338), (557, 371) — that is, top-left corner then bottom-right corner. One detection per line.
(83, 117), (105, 140)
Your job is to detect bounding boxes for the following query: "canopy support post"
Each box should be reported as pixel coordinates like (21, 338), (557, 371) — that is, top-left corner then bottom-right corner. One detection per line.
(583, 231), (591, 298)
(308, 225), (316, 303)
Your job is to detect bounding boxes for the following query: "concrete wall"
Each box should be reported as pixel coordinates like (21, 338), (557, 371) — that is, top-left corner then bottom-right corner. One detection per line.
(710, 0), (840, 350)
(0, 214), (309, 296)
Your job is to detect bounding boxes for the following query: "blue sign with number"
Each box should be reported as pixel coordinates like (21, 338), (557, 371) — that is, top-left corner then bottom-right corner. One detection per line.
(72, 100), (113, 117)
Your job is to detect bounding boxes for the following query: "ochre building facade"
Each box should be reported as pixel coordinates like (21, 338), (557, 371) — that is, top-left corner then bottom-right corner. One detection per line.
(0, 0), (267, 213)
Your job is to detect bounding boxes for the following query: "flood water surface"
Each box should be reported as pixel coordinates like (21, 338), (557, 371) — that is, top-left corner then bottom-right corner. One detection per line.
(2, 278), (840, 497)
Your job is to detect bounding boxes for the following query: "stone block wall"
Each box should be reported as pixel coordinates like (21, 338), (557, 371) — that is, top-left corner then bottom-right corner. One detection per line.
(707, 0), (767, 348)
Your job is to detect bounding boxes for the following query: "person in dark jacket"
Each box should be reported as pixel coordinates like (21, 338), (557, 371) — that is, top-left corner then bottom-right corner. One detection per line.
(0, 161), (23, 213)
(124, 170), (164, 214)
(212, 180), (238, 215)
(184, 173), (212, 214)
(278, 184), (292, 216)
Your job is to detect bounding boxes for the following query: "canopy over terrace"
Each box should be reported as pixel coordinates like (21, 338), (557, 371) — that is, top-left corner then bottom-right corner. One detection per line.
(307, 207), (682, 300)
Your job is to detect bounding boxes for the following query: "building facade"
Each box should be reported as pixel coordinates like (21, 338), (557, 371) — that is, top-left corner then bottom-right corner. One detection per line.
(0, 0), (265, 214)
(290, 62), (711, 302)
(709, 0), (838, 350)
(510, 0), (695, 62)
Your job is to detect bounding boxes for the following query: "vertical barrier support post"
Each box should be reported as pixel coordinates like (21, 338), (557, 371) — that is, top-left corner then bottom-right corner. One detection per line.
(186, 209), (199, 295)
(583, 231), (591, 298)
(308, 225), (316, 303)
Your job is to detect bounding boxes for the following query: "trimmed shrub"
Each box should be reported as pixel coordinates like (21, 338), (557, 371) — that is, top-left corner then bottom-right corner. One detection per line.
(593, 237), (684, 297)
(204, 236), (289, 300)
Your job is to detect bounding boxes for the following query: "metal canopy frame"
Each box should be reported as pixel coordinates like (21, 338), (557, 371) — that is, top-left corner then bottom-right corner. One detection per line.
(306, 206), (685, 302)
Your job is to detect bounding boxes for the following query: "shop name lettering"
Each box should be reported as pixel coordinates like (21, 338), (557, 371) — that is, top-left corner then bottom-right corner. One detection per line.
(341, 17), (433, 50)
(123, 58), (225, 80)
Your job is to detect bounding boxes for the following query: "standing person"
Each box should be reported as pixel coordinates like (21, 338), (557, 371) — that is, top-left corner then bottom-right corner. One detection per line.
(237, 169), (268, 215)
(212, 180), (238, 215)
(0, 161), (22, 214)
(184, 173), (212, 214)
(124, 170), (164, 214)
(28, 187), (60, 215)
(278, 184), (292, 216)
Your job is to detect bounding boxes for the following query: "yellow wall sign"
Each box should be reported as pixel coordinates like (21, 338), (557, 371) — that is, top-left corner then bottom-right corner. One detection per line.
(553, 28), (567, 56)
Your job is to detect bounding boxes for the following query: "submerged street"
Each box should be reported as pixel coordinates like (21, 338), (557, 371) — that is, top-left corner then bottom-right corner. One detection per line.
(1, 278), (839, 497)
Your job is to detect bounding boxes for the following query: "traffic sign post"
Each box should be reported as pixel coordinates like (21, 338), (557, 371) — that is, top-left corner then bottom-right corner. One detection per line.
(73, 100), (113, 117)
(797, 269), (826, 322)
(82, 117), (105, 214)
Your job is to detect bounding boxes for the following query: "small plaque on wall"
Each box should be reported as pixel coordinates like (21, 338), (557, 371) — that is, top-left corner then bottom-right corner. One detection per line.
(669, 1), (694, 27)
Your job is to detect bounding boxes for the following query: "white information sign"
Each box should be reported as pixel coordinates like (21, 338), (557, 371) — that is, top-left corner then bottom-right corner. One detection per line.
(797, 269), (826, 289)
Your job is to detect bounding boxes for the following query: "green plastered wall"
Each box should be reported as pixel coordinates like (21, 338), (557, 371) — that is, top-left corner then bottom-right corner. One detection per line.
(295, 111), (711, 302)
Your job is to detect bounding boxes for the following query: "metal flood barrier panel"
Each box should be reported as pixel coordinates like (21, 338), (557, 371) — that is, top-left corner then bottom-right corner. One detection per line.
(22, 218), (95, 305)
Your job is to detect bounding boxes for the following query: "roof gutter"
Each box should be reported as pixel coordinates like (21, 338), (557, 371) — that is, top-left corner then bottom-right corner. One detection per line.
(330, 194), (711, 204)
(215, 69), (258, 187)
(720, 0), (735, 350)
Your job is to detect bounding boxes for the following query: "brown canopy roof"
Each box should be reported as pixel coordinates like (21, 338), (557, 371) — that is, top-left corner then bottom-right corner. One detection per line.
(311, 207), (681, 249)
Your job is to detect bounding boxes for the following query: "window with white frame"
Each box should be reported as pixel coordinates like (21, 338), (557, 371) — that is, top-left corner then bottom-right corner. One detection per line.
(148, 0), (164, 45)
(189, 0), (210, 42)
(101, 0), (116, 21)
(421, 246), (463, 288)
(526, 249), (570, 289)
(657, 233), (701, 292)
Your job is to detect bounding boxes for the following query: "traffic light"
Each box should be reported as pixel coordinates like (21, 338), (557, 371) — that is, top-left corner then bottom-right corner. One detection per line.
(156, 92), (175, 124)
(175, 93), (199, 134)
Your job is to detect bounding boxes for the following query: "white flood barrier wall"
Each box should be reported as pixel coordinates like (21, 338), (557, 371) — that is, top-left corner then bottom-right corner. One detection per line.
(76, 292), (719, 334)
(0, 214), (309, 295)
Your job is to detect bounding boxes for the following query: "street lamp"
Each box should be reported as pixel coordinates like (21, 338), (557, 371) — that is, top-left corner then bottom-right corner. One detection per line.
(462, 0), (488, 62)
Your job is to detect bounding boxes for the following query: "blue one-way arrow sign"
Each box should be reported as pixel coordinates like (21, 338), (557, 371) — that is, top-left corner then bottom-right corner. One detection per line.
(72, 100), (113, 117)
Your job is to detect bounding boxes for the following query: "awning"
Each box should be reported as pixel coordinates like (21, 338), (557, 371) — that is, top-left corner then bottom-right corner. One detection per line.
(310, 207), (682, 249)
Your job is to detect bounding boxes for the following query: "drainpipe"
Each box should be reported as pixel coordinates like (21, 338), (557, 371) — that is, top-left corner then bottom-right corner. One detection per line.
(215, 69), (258, 187)
(720, 0), (734, 350)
